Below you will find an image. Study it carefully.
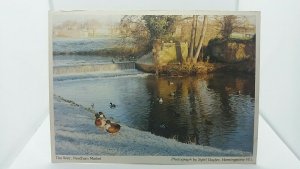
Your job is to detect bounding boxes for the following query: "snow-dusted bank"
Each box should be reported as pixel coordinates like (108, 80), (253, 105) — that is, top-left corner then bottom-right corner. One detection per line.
(54, 95), (250, 156)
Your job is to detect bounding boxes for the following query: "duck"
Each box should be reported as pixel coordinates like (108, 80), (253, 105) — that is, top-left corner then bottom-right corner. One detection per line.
(105, 120), (121, 134)
(109, 102), (116, 108)
(158, 98), (163, 104)
(94, 112), (106, 127)
(159, 123), (167, 129)
(98, 112), (106, 119)
(168, 81), (174, 85)
(95, 113), (100, 119)
(95, 116), (106, 128)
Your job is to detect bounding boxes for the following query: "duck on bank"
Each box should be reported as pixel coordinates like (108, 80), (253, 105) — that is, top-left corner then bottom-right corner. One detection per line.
(105, 120), (121, 134)
(94, 111), (121, 134)
(94, 112), (106, 128)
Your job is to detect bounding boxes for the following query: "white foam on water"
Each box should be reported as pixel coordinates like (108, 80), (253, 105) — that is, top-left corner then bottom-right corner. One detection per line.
(53, 70), (150, 82)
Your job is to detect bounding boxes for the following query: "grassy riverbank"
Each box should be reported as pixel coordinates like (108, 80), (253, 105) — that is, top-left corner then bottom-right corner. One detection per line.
(136, 59), (255, 76)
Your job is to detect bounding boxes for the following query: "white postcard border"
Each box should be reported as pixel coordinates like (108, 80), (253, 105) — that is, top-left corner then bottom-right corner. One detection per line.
(49, 10), (260, 164)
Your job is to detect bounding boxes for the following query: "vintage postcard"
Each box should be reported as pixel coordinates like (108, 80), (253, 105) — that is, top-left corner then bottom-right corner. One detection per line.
(49, 11), (260, 164)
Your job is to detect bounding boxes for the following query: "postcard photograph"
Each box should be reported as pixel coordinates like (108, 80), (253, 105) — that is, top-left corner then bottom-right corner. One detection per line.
(49, 11), (259, 164)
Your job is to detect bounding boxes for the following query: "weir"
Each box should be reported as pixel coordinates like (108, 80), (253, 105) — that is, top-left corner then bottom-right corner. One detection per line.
(53, 62), (136, 75)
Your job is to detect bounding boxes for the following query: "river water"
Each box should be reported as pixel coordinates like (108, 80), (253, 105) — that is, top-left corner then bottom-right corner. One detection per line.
(53, 39), (255, 153)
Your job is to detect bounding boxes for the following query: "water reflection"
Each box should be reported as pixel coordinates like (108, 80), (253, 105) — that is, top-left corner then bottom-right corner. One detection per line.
(54, 71), (255, 153)
(144, 73), (255, 152)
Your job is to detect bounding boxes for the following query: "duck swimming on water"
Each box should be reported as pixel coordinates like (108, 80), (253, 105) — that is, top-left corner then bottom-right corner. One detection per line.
(109, 102), (116, 108)
(158, 98), (163, 104)
(168, 81), (174, 85)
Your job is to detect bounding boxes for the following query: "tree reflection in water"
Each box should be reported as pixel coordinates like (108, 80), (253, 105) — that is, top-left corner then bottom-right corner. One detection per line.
(145, 73), (255, 152)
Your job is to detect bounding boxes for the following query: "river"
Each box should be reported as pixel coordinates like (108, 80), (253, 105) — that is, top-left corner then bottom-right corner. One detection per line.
(53, 38), (255, 153)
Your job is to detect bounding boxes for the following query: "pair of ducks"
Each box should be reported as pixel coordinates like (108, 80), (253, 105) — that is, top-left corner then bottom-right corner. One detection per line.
(94, 112), (121, 133)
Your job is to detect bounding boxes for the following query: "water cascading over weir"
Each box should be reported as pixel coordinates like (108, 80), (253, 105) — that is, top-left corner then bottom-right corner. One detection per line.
(53, 62), (136, 75)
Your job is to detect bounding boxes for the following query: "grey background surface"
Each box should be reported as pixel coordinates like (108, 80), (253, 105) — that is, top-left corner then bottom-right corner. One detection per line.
(0, 0), (299, 168)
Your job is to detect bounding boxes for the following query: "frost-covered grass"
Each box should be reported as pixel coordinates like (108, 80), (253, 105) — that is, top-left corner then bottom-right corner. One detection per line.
(54, 95), (251, 156)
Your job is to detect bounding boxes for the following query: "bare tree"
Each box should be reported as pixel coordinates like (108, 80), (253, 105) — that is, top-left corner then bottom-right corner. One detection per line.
(119, 15), (150, 51)
(193, 15), (208, 63)
(193, 15), (199, 48)
(188, 15), (197, 62)
(215, 15), (247, 39)
(187, 15), (209, 63)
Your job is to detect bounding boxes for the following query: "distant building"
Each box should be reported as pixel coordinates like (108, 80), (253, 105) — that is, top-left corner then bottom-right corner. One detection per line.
(231, 25), (256, 39)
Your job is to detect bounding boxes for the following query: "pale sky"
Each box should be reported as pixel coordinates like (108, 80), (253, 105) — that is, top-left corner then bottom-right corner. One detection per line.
(52, 14), (124, 26)
(52, 14), (256, 27)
